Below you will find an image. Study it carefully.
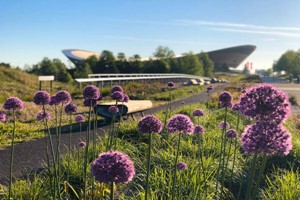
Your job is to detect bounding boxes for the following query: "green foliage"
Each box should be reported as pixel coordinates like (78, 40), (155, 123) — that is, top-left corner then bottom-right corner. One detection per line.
(153, 46), (175, 59)
(199, 52), (214, 77)
(179, 52), (204, 75)
(273, 50), (300, 77)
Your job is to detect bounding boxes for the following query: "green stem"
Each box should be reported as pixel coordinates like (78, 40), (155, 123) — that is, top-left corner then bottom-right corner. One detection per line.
(83, 105), (92, 200)
(251, 155), (267, 199)
(92, 111), (96, 200)
(245, 154), (258, 200)
(198, 134), (206, 199)
(67, 114), (72, 185)
(231, 113), (240, 174)
(8, 109), (16, 200)
(171, 133), (182, 200)
(237, 157), (248, 200)
(110, 182), (114, 200)
(145, 133), (152, 200)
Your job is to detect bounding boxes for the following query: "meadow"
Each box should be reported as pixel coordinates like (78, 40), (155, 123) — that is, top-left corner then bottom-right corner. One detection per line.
(0, 81), (299, 200)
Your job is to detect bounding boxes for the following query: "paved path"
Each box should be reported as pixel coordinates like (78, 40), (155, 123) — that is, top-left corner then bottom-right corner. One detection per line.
(0, 84), (227, 184)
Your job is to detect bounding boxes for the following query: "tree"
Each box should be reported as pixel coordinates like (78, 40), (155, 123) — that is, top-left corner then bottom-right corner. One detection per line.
(93, 50), (118, 73)
(178, 52), (204, 75)
(153, 46), (175, 59)
(198, 52), (214, 77)
(117, 52), (126, 61)
(273, 50), (300, 77)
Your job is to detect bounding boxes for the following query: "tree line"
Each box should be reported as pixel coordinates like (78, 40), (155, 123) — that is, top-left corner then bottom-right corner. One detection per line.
(273, 49), (300, 78)
(27, 46), (214, 83)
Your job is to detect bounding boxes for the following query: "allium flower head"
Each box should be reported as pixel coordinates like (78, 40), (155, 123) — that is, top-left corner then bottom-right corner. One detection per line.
(207, 85), (213, 91)
(167, 82), (175, 88)
(83, 85), (100, 100)
(193, 109), (204, 117)
(167, 114), (194, 134)
(241, 123), (292, 156)
(181, 101), (185, 105)
(111, 91), (124, 102)
(219, 121), (230, 129)
(219, 92), (233, 108)
(226, 129), (238, 138)
(37, 110), (51, 121)
(97, 93), (103, 101)
(65, 103), (78, 114)
(55, 90), (72, 104)
(189, 90), (194, 94)
(3, 97), (24, 110)
(138, 115), (163, 134)
(177, 162), (187, 170)
(75, 114), (85, 123)
(108, 106), (119, 113)
(83, 99), (97, 107)
(237, 84), (291, 124)
(123, 94), (129, 103)
(111, 85), (124, 93)
(0, 111), (6, 122)
(194, 125), (205, 135)
(91, 151), (135, 183)
(49, 95), (59, 106)
(232, 103), (240, 112)
(33, 91), (50, 105)
(78, 141), (86, 148)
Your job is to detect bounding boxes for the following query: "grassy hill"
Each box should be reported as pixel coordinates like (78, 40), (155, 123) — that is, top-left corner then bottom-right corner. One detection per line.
(0, 65), (78, 103)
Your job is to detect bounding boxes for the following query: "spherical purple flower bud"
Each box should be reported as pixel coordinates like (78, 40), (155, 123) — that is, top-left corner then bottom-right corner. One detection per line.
(177, 162), (187, 170)
(189, 90), (194, 94)
(83, 99), (97, 107)
(237, 84), (291, 124)
(167, 114), (194, 134)
(207, 85), (213, 91)
(181, 101), (185, 105)
(49, 95), (59, 106)
(33, 91), (51, 105)
(111, 85), (124, 93)
(0, 111), (6, 122)
(55, 90), (72, 105)
(97, 93), (103, 101)
(219, 92), (233, 108)
(75, 114), (85, 123)
(226, 129), (237, 138)
(78, 141), (86, 148)
(232, 103), (240, 112)
(83, 85), (100, 100)
(91, 151), (136, 183)
(111, 91), (124, 102)
(108, 106), (119, 113)
(3, 97), (24, 110)
(37, 110), (51, 121)
(194, 125), (205, 135)
(193, 109), (204, 117)
(219, 121), (230, 129)
(123, 94), (129, 103)
(241, 123), (292, 156)
(65, 103), (78, 114)
(167, 82), (175, 88)
(138, 115), (163, 134)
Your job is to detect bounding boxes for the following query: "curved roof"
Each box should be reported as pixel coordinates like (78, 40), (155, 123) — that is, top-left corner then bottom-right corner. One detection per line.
(62, 45), (256, 68)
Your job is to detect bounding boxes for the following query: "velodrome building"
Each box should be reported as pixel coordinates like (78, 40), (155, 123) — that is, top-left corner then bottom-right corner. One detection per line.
(62, 45), (256, 69)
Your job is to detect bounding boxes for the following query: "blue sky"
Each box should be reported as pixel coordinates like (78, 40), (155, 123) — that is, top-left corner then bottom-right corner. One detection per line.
(1, 0), (300, 70)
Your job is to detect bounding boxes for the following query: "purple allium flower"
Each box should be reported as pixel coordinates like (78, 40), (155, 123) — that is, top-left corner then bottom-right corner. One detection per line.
(83, 85), (100, 100)
(241, 123), (292, 156)
(75, 114), (85, 123)
(226, 129), (238, 138)
(123, 94), (129, 103)
(49, 95), (59, 106)
(65, 103), (78, 114)
(207, 85), (213, 91)
(219, 121), (230, 129)
(33, 91), (51, 105)
(237, 87), (242, 92)
(0, 111), (6, 122)
(232, 103), (240, 112)
(177, 162), (187, 170)
(167, 114), (194, 134)
(91, 151), (135, 184)
(194, 125), (205, 135)
(138, 115), (163, 134)
(108, 106), (119, 113)
(97, 93), (103, 101)
(55, 90), (72, 104)
(3, 97), (24, 110)
(167, 82), (175, 88)
(237, 84), (291, 124)
(193, 109), (204, 117)
(219, 92), (233, 108)
(78, 141), (86, 148)
(181, 101), (185, 105)
(83, 99), (97, 107)
(111, 91), (124, 102)
(189, 90), (194, 94)
(111, 85), (124, 93)
(37, 110), (51, 121)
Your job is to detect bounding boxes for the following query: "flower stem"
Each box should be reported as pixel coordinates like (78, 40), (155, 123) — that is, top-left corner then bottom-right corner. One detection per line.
(145, 133), (152, 200)
(245, 154), (258, 200)
(232, 113), (240, 174)
(110, 182), (114, 200)
(8, 109), (16, 200)
(171, 133), (182, 200)
(251, 155), (267, 199)
(67, 114), (72, 186)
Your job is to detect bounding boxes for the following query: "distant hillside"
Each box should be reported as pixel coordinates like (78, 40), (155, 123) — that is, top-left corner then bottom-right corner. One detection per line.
(0, 65), (78, 103)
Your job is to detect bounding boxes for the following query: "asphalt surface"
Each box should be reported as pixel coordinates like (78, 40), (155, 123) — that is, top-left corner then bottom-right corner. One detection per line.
(0, 84), (227, 185)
